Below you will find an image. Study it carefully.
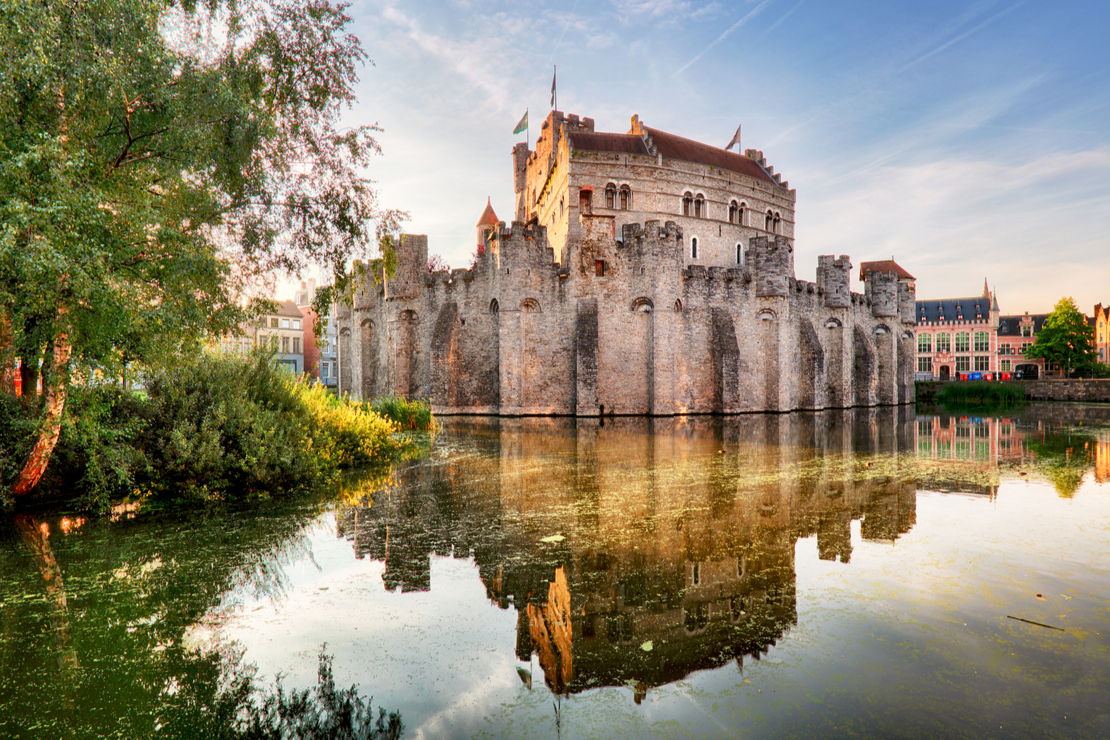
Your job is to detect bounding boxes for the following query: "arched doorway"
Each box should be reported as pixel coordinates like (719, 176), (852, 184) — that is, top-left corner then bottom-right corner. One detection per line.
(939, 365), (950, 381)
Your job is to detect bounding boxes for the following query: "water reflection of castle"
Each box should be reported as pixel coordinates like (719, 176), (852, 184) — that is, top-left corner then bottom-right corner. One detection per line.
(336, 410), (920, 696)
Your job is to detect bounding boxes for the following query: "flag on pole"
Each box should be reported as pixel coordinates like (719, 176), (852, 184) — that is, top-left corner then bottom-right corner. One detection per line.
(513, 110), (528, 134)
(550, 66), (557, 109)
(725, 123), (742, 151)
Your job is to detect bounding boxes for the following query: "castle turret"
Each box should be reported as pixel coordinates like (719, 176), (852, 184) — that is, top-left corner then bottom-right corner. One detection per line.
(476, 197), (499, 249)
(817, 255), (852, 309)
(748, 236), (795, 297)
(859, 259), (915, 321)
(512, 144), (529, 222)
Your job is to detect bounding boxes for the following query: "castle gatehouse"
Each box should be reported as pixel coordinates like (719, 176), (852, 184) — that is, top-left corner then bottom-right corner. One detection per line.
(337, 111), (917, 415)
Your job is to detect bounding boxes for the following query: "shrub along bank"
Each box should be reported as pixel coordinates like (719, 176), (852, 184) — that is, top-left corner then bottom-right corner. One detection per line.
(1, 352), (432, 509)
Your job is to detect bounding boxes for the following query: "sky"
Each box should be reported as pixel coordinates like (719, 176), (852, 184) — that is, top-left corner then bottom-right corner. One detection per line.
(304, 0), (1110, 316)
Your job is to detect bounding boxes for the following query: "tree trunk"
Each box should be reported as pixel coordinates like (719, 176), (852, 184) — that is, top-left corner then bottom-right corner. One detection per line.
(12, 332), (71, 497)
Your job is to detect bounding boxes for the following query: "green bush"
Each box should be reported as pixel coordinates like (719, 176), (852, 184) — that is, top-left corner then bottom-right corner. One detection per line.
(4, 351), (421, 507)
(369, 396), (435, 432)
(935, 381), (1025, 409)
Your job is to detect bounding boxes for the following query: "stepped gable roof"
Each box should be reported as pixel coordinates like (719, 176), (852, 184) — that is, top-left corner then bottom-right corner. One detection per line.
(644, 127), (777, 185)
(915, 296), (992, 325)
(568, 131), (647, 156)
(998, 314), (1048, 336)
(859, 260), (915, 281)
(476, 197), (499, 227)
(277, 299), (304, 318)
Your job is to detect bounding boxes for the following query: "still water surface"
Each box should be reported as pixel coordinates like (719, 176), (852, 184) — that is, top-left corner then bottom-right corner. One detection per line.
(3, 405), (1110, 738)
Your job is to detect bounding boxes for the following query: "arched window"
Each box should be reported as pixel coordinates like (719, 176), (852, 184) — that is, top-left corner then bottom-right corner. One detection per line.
(694, 194), (705, 218)
(691, 236), (699, 260)
(736, 243), (743, 265)
(729, 200), (738, 223)
(773, 211), (781, 233)
(765, 210), (773, 231)
(489, 298), (499, 314)
(605, 183), (616, 209)
(739, 201), (746, 225)
(682, 192), (693, 216)
(619, 185), (631, 210)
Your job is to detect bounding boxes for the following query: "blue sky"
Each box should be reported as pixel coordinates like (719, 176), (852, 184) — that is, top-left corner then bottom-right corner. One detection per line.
(330, 0), (1109, 315)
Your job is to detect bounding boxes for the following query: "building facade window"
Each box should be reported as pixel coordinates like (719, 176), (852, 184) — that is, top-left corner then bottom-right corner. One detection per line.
(974, 331), (989, 352)
(1021, 324), (1032, 337)
(1001, 359), (1011, 372)
(691, 237), (699, 260)
(620, 185), (631, 210)
(918, 333), (932, 354)
(736, 243), (743, 265)
(282, 336), (290, 353)
(694, 194), (705, 218)
(956, 356), (970, 373)
(773, 212), (781, 233)
(605, 184), (616, 209)
(683, 192), (693, 216)
(579, 189), (592, 214)
(974, 355), (990, 371)
(765, 210), (773, 231)
(918, 356), (933, 373)
(936, 333), (951, 353)
(270, 318), (279, 328)
(282, 319), (290, 329)
(729, 200), (738, 223)
(955, 332), (970, 352)
(293, 337), (301, 354)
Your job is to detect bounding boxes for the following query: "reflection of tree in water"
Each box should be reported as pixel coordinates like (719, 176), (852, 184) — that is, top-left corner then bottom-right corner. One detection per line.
(0, 502), (402, 738)
(337, 408), (920, 698)
(1027, 427), (1098, 497)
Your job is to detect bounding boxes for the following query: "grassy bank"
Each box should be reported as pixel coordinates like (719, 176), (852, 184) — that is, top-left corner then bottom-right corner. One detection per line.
(1, 352), (431, 509)
(934, 381), (1026, 409)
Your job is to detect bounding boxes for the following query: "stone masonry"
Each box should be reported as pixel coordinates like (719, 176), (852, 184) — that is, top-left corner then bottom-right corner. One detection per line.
(337, 112), (917, 415)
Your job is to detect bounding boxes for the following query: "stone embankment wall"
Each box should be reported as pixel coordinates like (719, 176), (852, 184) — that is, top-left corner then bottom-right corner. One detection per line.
(1019, 380), (1110, 403)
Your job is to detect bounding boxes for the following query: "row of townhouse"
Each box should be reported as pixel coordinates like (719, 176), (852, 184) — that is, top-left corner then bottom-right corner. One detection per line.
(914, 280), (1108, 380)
(219, 279), (338, 388)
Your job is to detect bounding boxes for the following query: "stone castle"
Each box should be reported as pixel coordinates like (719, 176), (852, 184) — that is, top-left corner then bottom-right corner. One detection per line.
(337, 111), (917, 414)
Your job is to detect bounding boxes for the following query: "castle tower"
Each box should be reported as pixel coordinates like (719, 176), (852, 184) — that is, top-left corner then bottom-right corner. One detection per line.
(859, 259), (915, 321)
(749, 236), (795, 297)
(512, 143), (529, 222)
(817, 255), (852, 309)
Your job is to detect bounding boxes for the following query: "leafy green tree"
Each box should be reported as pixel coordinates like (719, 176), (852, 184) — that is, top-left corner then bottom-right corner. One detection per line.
(1025, 297), (1098, 378)
(0, 0), (403, 497)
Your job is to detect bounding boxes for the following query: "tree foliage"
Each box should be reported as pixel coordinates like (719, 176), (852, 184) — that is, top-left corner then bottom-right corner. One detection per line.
(1024, 297), (1097, 377)
(0, 0), (403, 494)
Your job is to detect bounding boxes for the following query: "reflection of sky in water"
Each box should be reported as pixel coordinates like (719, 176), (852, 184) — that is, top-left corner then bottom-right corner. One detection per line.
(207, 415), (1110, 740)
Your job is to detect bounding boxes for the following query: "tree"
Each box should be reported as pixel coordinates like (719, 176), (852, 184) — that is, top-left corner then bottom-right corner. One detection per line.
(1024, 297), (1097, 378)
(0, 0), (404, 496)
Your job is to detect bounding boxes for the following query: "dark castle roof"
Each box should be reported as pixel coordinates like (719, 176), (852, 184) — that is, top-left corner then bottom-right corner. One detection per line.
(915, 296), (992, 324)
(568, 128), (777, 186)
(998, 314), (1048, 336)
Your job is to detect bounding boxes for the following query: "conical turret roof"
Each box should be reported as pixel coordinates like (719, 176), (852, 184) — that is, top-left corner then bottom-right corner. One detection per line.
(476, 197), (499, 227)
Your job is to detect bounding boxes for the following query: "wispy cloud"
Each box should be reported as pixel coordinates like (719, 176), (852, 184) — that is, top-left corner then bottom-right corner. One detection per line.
(672, 0), (774, 77)
(764, 0), (806, 36)
(899, 0), (1029, 72)
(613, 0), (692, 20)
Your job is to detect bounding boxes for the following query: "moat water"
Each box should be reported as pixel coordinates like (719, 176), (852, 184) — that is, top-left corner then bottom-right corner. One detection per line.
(3, 404), (1110, 739)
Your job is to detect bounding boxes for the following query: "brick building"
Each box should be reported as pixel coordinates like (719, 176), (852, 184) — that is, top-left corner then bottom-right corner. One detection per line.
(997, 312), (1048, 378)
(337, 111), (917, 414)
(1093, 303), (1110, 366)
(913, 281), (1000, 380)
